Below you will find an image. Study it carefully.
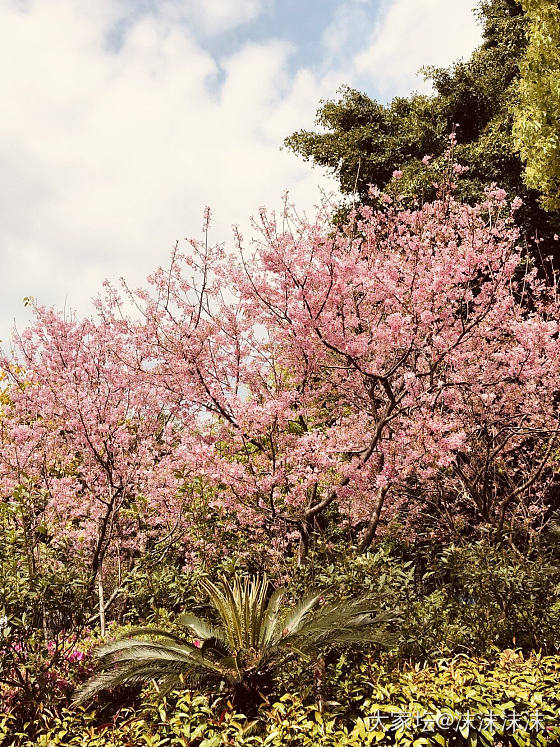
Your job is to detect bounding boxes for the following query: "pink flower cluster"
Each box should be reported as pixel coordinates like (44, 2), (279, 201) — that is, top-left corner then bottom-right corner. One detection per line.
(1, 186), (559, 558)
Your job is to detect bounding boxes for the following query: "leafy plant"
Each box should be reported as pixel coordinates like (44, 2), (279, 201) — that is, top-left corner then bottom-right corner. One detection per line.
(284, 0), (560, 264)
(0, 494), (92, 729)
(20, 654), (560, 746)
(74, 573), (397, 711)
(289, 539), (560, 663)
(512, 0), (560, 211)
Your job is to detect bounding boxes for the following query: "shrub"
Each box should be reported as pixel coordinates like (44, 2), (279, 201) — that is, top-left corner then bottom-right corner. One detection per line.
(289, 540), (560, 661)
(11, 653), (560, 746)
(74, 573), (396, 712)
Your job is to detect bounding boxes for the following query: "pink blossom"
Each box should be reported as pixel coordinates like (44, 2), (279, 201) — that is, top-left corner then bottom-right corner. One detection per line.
(67, 650), (85, 662)
(488, 187), (507, 202)
(1, 183), (558, 560)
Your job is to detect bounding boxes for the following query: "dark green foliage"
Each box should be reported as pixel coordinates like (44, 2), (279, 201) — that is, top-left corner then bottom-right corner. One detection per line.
(284, 0), (560, 263)
(285, 0), (526, 197)
(3, 488), (560, 741)
(118, 554), (205, 624)
(0, 493), (92, 726)
(2, 535), (559, 742)
(424, 543), (560, 653)
(290, 540), (560, 662)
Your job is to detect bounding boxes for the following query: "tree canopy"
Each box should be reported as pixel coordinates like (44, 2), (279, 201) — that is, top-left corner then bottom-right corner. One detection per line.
(284, 0), (560, 262)
(2, 190), (559, 570)
(513, 0), (560, 211)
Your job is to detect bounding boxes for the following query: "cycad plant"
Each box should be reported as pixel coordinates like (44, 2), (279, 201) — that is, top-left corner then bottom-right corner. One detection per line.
(74, 573), (397, 710)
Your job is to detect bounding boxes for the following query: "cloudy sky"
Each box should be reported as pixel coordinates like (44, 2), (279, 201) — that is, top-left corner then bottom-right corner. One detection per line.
(1, 0), (481, 344)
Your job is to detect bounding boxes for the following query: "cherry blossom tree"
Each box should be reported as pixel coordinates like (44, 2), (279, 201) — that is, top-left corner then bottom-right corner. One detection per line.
(0, 309), (186, 629)
(2, 183), (559, 571)
(104, 188), (560, 556)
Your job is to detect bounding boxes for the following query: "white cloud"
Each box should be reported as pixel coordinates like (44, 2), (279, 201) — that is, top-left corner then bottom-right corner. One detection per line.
(0, 0), (481, 344)
(321, 1), (373, 64)
(0, 0), (338, 343)
(115, 0), (268, 36)
(354, 0), (482, 98)
(187, 0), (265, 34)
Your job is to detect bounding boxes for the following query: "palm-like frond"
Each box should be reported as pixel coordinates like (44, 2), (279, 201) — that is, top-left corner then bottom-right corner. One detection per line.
(274, 591), (323, 641)
(73, 640), (225, 705)
(200, 575), (271, 650)
(260, 587), (287, 647)
(177, 613), (219, 641)
(284, 606), (399, 655)
(74, 572), (398, 708)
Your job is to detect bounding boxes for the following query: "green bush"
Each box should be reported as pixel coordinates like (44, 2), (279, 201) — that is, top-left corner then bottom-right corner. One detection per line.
(0, 495), (92, 727)
(412, 543), (560, 656)
(290, 540), (560, 661)
(117, 555), (206, 624)
(8, 653), (560, 746)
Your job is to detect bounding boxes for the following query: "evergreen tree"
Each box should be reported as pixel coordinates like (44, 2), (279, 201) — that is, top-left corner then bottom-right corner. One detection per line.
(285, 0), (560, 264)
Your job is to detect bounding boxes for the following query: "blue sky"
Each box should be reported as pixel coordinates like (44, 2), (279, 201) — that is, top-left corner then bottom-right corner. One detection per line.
(106, 0), (373, 73)
(0, 0), (481, 344)
(197, 0), (374, 82)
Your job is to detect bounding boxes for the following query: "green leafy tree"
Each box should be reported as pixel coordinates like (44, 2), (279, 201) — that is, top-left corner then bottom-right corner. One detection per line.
(74, 574), (396, 711)
(513, 0), (560, 211)
(285, 0), (560, 261)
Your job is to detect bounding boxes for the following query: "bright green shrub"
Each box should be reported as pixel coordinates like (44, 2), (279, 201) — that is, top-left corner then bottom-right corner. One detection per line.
(11, 653), (560, 746)
(347, 652), (560, 746)
(512, 0), (560, 211)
